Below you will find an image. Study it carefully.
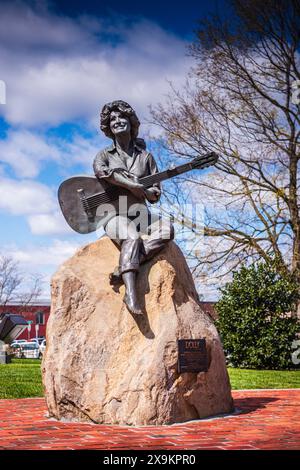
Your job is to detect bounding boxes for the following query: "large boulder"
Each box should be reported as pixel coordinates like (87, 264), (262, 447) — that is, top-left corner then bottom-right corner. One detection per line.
(42, 237), (233, 425)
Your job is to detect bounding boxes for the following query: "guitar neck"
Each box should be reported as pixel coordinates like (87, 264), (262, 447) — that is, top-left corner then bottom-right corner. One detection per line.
(139, 162), (194, 188)
(85, 153), (217, 209)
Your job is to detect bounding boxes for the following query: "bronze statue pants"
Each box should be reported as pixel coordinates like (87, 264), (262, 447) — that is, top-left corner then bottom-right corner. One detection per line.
(104, 211), (174, 274)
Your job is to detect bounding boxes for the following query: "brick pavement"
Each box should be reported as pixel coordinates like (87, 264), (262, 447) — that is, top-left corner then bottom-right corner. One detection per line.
(0, 389), (299, 450)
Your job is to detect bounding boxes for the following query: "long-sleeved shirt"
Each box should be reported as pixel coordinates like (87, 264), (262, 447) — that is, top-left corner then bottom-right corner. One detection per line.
(93, 140), (161, 221)
(93, 140), (161, 195)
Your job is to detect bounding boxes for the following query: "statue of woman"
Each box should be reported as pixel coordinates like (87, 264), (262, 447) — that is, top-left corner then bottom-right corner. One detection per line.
(93, 100), (174, 315)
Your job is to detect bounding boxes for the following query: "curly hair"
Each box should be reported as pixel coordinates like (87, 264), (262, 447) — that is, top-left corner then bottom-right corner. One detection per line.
(100, 100), (140, 140)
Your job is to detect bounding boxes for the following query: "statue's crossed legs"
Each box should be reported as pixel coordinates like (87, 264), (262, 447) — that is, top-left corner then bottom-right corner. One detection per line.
(104, 212), (174, 315)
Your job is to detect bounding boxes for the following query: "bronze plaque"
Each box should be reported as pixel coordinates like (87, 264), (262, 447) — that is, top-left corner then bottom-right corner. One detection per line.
(177, 339), (208, 373)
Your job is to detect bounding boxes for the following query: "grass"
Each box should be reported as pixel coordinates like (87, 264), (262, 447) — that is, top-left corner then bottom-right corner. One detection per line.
(0, 359), (300, 399)
(0, 358), (43, 399)
(228, 367), (300, 389)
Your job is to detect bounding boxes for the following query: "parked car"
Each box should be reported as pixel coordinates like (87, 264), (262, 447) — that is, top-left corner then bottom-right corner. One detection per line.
(10, 339), (27, 346)
(29, 337), (45, 344)
(20, 342), (41, 359)
(28, 339), (39, 345)
(39, 339), (46, 356)
(23, 337), (45, 346)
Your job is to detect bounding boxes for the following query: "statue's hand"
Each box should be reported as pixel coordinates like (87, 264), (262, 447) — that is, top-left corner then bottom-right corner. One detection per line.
(128, 182), (146, 200)
(144, 187), (160, 203)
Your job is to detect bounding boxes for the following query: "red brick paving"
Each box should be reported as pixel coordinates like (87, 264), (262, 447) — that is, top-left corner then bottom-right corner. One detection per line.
(0, 390), (299, 450)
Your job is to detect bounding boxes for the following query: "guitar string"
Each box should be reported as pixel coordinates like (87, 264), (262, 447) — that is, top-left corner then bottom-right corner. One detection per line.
(85, 179), (156, 208)
(85, 167), (189, 210)
(85, 160), (215, 211)
(85, 160), (202, 206)
(86, 159), (210, 206)
(86, 170), (170, 204)
(85, 169), (173, 209)
(85, 159), (216, 211)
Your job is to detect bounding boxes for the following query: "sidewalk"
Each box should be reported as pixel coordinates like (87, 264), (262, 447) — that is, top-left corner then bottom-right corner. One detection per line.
(0, 389), (299, 450)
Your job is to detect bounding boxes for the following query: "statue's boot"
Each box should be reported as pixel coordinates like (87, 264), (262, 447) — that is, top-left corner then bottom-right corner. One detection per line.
(119, 238), (144, 315)
(122, 271), (143, 316)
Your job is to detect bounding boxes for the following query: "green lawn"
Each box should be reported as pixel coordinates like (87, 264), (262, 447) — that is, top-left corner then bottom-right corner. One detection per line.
(228, 367), (300, 389)
(0, 359), (300, 399)
(0, 358), (43, 399)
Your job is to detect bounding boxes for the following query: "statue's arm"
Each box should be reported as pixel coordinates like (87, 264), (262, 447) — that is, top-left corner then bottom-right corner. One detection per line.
(145, 153), (161, 204)
(93, 151), (146, 200)
(93, 151), (131, 189)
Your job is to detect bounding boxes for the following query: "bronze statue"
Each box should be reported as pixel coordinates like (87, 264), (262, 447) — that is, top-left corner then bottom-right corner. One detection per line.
(58, 101), (218, 315)
(94, 100), (174, 315)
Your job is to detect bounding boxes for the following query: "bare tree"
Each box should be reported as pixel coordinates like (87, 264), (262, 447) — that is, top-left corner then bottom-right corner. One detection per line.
(150, 0), (300, 296)
(0, 253), (42, 308)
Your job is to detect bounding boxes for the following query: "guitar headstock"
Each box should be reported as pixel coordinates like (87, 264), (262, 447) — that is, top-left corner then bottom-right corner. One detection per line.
(191, 152), (219, 170)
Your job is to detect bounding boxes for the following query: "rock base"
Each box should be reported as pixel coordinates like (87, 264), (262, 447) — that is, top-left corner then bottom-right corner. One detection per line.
(42, 237), (233, 425)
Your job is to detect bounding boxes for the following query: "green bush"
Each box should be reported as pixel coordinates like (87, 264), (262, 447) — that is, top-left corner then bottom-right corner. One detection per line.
(216, 262), (300, 369)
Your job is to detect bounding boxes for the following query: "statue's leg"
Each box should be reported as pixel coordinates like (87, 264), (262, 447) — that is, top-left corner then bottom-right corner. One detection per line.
(104, 216), (123, 286)
(119, 237), (144, 316)
(119, 236), (142, 274)
(105, 214), (137, 280)
(105, 215), (143, 315)
(140, 212), (175, 264)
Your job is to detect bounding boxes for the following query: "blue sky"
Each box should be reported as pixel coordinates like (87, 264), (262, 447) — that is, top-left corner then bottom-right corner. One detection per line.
(0, 0), (226, 299)
(49, 0), (222, 37)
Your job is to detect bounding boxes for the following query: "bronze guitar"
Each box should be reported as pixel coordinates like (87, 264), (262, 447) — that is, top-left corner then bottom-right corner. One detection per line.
(58, 152), (219, 234)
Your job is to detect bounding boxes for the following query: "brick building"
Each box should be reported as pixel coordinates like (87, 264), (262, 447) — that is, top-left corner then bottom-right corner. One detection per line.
(0, 301), (50, 341)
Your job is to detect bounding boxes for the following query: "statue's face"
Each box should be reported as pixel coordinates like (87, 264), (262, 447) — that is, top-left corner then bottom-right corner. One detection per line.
(110, 110), (131, 137)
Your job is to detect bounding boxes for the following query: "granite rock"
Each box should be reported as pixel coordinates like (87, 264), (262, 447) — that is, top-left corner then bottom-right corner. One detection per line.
(42, 237), (233, 425)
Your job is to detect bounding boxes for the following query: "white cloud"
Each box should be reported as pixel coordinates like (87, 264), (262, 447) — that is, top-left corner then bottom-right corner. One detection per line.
(0, 2), (192, 127)
(0, 126), (104, 179)
(0, 130), (61, 178)
(0, 176), (76, 236)
(56, 132), (103, 171)
(4, 238), (84, 299)
(27, 212), (73, 236)
(0, 177), (55, 215)
(0, 1), (96, 54)
(8, 239), (82, 267)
